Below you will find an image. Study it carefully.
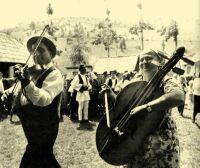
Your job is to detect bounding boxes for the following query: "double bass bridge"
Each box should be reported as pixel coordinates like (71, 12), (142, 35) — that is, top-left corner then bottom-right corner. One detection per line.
(113, 127), (124, 136)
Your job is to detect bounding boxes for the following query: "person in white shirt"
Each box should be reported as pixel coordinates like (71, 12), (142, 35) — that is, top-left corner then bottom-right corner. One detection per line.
(105, 70), (118, 93)
(115, 72), (131, 93)
(3, 36), (63, 168)
(0, 72), (4, 93)
(115, 72), (123, 93)
(0, 72), (5, 120)
(187, 80), (193, 109)
(192, 72), (200, 123)
(68, 71), (79, 121)
(70, 64), (92, 126)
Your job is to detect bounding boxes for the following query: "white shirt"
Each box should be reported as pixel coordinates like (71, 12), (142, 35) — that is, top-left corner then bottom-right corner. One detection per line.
(193, 78), (200, 96)
(0, 79), (4, 92)
(105, 77), (118, 89)
(115, 79), (123, 92)
(70, 73), (91, 102)
(115, 79), (131, 92)
(20, 62), (64, 106)
(122, 79), (131, 88)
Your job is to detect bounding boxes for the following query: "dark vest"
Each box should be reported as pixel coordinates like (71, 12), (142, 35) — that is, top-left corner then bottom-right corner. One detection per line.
(78, 74), (88, 85)
(18, 67), (61, 144)
(108, 78), (117, 88)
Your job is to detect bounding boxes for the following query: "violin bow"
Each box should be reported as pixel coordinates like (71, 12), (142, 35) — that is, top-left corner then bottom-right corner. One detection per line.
(11, 25), (50, 94)
(102, 84), (111, 128)
(10, 25), (50, 122)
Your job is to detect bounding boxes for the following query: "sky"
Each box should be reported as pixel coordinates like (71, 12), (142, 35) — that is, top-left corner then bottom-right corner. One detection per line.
(0, 0), (199, 31)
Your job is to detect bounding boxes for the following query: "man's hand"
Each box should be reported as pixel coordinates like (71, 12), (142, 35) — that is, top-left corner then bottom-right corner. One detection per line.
(1, 90), (14, 110)
(100, 84), (112, 94)
(79, 84), (88, 92)
(14, 64), (23, 80)
(82, 84), (88, 90)
(14, 64), (30, 87)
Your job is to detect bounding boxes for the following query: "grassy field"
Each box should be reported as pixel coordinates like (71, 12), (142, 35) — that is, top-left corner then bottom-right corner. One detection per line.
(0, 107), (200, 168)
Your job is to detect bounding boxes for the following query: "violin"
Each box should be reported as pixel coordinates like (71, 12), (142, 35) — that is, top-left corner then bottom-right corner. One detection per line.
(96, 47), (186, 165)
(0, 25), (50, 123)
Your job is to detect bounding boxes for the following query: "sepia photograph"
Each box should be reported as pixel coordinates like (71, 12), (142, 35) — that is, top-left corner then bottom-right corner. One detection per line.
(0, 0), (199, 167)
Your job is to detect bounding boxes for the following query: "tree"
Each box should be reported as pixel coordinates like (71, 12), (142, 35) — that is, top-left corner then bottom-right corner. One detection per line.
(166, 20), (179, 49)
(69, 23), (90, 66)
(29, 21), (37, 34)
(46, 3), (53, 16)
(157, 26), (167, 51)
(129, 22), (154, 50)
(157, 20), (179, 50)
(46, 3), (59, 38)
(129, 1), (154, 50)
(91, 8), (118, 57)
(47, 26), (59, 37)
(119, 36), (126, 52)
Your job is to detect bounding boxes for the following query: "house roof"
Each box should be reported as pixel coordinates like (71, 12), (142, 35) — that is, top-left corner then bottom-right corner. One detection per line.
(0, 32), (29, 64)
(93, 56), (138, 74)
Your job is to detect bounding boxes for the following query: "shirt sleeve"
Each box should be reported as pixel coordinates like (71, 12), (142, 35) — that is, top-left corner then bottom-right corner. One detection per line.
(162, 76), (184, 94)
(105, 78), (109, 85)
(88, 78), (92, 90)
(0, 81), (4, 92)
(70, 75), (82, 91)
(24, 69), (64, 107)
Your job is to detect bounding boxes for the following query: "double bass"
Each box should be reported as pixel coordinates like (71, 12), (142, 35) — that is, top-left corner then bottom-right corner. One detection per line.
(96, 47), (186, 165)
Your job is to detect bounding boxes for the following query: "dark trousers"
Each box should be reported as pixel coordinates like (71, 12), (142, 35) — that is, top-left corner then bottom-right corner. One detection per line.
(20, 144), (60, 168)
(178, 104), (185, 116)
(69, 92), (78, 120)
(193, 95), (200, 121)
(19, 123), (60, 168)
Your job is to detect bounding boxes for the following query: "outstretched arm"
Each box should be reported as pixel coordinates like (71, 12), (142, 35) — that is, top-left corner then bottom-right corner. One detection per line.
(131, 77), (185, 114)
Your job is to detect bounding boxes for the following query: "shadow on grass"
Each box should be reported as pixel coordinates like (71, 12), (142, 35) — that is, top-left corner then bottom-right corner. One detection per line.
(195, 123), (200, 129)
(10, 120), (21, 125)
(77, 122), (96, 131)
(182, 115), (192, 120)
(77, 126), (95, 131)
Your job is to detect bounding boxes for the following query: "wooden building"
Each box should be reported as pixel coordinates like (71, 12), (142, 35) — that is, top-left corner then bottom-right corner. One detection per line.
(0, 32), (29, 78)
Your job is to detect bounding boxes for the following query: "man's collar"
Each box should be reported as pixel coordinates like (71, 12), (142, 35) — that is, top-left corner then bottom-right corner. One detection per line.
(41, 62), (53, 69)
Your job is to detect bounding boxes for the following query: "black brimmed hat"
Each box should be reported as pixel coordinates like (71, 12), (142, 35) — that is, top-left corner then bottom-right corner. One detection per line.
(79, 64), (86, 70)
(27, 36), (57, 58)
(103, 71), (107, 75)
(110, 70), (117, 74)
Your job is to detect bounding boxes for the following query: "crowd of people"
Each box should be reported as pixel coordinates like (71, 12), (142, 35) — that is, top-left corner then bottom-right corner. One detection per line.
(60, 66), (139, 126)
(0, 58), (199, 125)
(0, 35), (199, 168)
(59, 65), (199, 126)
(173, 73), (200, 122)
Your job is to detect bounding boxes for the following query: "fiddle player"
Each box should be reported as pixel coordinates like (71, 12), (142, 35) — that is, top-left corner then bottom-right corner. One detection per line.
(106, 49), (184, 168)
(3, 36), (63, 168)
